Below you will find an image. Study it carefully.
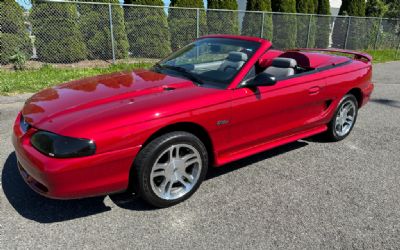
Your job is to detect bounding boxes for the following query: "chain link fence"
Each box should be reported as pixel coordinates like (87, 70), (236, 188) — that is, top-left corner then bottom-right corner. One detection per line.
(2, 0), (400, 67)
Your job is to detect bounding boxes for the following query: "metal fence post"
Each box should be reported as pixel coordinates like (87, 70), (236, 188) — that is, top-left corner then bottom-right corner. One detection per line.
(344, 16), (351, 49)
(108, 3), (116, 64)
(196, 8), (200, 38)
(260, 12), (265, 38)
(396, 39), (400, 59)
(306, 15), (313, 48)
(374, 17), (383, 50)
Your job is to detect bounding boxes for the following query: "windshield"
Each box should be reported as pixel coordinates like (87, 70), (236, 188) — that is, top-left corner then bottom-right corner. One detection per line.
(153, 38), (260, 88)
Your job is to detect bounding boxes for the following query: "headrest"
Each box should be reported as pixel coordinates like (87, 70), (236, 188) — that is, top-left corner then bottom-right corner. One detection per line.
(259, 50), (284, 68)
(272, 57), (297, 68)
(227, 52), (248, 62)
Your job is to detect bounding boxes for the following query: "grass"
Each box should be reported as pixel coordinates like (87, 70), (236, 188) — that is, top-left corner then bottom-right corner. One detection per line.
(1, 49), (399, 95)
(0, 62), (153, 95)
(363, 49), (400, 64)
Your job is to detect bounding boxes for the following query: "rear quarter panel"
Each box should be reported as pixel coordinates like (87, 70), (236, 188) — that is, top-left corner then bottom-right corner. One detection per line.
(323, 60), (372, 121)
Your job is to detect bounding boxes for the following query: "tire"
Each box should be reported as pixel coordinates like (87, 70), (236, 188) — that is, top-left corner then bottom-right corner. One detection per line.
(133, 131), (208, 208)
(325, 94), (358, 141)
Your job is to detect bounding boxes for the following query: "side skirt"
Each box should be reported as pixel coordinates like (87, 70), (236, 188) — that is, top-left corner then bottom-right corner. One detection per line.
(215, 125), (327, 166)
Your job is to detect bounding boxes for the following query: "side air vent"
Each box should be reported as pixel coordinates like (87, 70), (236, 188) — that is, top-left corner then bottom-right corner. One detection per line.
(325, 100), (333, 110)
(163, 86), (175, 91)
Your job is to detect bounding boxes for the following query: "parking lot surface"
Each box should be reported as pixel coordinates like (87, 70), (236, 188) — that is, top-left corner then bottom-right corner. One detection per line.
(1, 62), (399, 249)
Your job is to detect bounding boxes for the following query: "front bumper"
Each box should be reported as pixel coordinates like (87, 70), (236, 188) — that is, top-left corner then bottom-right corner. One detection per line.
(12, 113), (141, 199)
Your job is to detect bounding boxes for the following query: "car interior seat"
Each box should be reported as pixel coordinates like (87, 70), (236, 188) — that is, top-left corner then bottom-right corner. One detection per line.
(264, 57), (297, 78)
(219, 52), (248, 73)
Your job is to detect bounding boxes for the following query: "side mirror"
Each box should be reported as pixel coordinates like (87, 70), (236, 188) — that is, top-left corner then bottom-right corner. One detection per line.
(246, 73), (277, 87)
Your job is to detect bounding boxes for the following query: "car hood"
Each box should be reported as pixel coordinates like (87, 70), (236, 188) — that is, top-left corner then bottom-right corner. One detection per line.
(22, 69), (224, 137)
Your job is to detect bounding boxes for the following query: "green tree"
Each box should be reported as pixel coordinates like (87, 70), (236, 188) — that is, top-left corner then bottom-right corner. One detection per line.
(365, 0), (388, 49)
(366, 0), (388, 17)
(296, 0), (315, 47)
(296, 0), (314, 13)
(30, 1), (87, 63)
(383, 0), (400, 18)
(314, 0), (331, 48)
(338, 0), (366, 16)
(207, 0), (239, 35)
(241, 0), (273, 41)
(168, 0), (207, 50)
(271, 0), (297, 49)
(0, 0), (32, 65)
(380, 0), (399, 49)
(332, 0), (366, 49)
(79, 0), (129, 60)
(313, 0), (318, 13)
(124, 0), (171, 58)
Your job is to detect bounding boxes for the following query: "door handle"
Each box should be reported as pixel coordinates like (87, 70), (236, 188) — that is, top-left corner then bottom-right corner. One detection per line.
(308, 86), (320, 95)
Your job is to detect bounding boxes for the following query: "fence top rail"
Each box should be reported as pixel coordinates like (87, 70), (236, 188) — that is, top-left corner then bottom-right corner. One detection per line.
(37, 0), (400, 21)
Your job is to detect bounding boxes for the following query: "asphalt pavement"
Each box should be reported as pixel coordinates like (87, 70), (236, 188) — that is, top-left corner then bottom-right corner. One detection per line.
(1, 62), (400, 249)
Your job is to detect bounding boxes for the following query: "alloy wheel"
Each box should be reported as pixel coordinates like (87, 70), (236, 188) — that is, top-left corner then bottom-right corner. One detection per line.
(150, 144), (202, 200)
(335, 99), (356, 137)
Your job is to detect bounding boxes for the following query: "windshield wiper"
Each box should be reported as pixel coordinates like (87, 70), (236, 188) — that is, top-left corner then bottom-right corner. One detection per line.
(153, 63), (204, 86)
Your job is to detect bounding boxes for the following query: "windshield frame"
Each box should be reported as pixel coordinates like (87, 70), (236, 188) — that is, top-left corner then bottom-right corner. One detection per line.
(153, 35), (272, 90)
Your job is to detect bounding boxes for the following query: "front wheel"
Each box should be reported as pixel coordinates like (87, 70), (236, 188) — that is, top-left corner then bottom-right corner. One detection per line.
(326, 94), (358, 141)
(133, 131), (208, 208)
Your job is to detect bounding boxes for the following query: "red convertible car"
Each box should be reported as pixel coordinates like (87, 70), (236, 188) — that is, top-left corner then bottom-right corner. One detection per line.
(12, 35), (374, 207)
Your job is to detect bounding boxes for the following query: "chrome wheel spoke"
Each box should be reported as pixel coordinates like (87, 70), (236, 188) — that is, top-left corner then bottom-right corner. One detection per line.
(151, 170), (165, 178)
(160, 180), (172, 198)
(169, 145), (179, 160)
(337, 123), (343, 133)
(182, 153), (196, 162)
(185, 158), (200, 167)
(346, 115), (354, 122)
(153, 163), (168, 171)
(177, 176), (191, 190)
(182, 172), (194, 183)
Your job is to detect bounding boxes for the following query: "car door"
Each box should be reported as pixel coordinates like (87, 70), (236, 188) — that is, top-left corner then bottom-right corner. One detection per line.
(226, 71), (328, 155)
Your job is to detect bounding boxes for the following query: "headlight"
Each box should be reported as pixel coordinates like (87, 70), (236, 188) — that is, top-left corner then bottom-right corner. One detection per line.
(31, 131), (96, 158)
(20, 115), (31, 133)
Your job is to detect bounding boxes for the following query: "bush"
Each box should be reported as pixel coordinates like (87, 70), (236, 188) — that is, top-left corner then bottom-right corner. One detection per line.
(241, 0), (273, 41)
(1, 33), (32, 65)
(0, 0), (32, 64)
(168, 0), (207, 50)
(79, 0), (129, 60)
(207, 0), (239, 35)
(9, 50), (27, 70)
(124, 0), (171, 58)
(30, 2), (87, 63)
(271, 0), (297, 49)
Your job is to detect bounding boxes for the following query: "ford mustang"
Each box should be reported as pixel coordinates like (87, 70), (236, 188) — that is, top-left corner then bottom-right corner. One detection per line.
(12, 35), (374, 207)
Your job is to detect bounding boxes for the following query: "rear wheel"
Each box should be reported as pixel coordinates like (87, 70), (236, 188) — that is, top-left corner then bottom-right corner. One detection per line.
(133, 131), (208, 208)
(326, 94), (358, 141)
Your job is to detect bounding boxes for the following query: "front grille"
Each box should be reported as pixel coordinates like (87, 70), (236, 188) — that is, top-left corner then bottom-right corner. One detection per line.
(20, 115), (31, 133)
